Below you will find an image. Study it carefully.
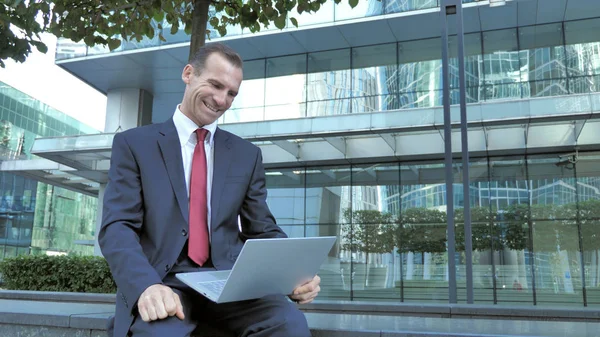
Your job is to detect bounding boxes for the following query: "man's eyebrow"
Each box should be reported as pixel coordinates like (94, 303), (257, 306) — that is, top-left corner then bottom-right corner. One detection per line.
(207, 79), (222, 86)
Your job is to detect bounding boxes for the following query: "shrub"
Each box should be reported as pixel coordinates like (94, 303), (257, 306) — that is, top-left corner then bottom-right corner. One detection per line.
(0, 255), (116, 293)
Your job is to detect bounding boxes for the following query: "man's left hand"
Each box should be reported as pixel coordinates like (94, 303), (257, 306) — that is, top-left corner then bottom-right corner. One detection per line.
(289, 275), (321, 304)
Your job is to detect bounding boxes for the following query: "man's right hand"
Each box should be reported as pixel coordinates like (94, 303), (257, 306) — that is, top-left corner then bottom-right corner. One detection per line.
(137, 284), (185, 322)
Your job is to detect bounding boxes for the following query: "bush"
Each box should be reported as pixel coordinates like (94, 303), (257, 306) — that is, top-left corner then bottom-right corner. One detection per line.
(0, 255), (116, 293)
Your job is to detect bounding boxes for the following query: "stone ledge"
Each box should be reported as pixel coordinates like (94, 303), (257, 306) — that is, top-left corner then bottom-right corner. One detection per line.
(301, 300), (450, 317)
(3, 304), (600, 337)
(449, 304), (600, 322)
(0, 299), (114, 330)
(4, 292), (600, 337)
(0, 290), (115, 304)
(3, 290), (600, 323)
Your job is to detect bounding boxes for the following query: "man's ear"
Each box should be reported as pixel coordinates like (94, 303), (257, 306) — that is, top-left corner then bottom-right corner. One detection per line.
(182, 64), (194, 84)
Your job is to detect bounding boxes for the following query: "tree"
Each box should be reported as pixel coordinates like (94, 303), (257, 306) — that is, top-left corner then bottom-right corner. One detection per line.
(454, 207), (504, 252)
(342, 209), (395, 255)
(395, 208), (447, 254)
(1, 0), (365, 68)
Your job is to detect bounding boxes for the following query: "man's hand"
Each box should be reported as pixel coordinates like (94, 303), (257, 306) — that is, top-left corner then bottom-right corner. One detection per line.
(289, 275), (321, 304)
(137, 284), (185, 322)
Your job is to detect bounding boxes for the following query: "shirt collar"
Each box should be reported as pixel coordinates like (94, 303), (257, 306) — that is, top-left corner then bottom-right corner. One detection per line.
(173, 105), (217, 146)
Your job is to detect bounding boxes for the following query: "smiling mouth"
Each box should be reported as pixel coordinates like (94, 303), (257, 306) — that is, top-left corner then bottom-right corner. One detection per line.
(204, 101), (220, 113)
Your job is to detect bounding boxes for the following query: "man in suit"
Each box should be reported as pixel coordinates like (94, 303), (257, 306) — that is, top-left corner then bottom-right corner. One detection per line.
(98, 43), (321, 337)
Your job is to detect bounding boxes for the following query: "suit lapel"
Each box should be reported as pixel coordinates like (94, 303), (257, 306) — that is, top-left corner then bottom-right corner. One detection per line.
(211, 128), (233, 229)
(157, 119), (189, 224)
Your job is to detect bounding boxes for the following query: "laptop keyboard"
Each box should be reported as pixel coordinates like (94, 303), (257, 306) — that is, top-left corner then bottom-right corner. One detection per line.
(198, 279), (227, 294)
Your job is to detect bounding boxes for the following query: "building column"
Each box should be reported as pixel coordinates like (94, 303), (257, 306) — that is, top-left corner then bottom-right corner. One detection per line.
(94, 88), (153, 256)
(104, 88), (153, 133)
(94, 183), (106, 256)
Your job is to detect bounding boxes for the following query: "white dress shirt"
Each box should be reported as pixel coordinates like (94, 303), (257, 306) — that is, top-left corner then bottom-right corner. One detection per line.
(172, 106), (217, 241)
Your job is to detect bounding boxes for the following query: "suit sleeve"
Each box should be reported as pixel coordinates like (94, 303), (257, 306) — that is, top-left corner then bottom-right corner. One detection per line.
(239, 147), (287, 240)
(98, 132), (162, 311)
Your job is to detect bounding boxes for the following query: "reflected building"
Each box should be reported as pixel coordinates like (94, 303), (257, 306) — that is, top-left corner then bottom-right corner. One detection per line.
(0, 82), (99, 259)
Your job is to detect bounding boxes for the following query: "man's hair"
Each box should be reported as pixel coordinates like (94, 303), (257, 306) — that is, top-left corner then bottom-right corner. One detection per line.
(189, 43), (243, 75)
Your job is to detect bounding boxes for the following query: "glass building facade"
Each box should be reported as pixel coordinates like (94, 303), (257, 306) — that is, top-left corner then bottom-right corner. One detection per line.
(206, 18), (600, 124)
(227, 17), (600, 307)
(265, 155), (600, 307)
(0, 82), (99, 260)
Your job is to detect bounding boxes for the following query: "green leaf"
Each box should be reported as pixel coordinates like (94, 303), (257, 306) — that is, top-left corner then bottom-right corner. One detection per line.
(107, 38), (121, 51)
(153, 11), (165, 23)
(209, 16), (219, 28)
(83, 35), (95, 47)
(31, 41), (48, 53)
(349, 0), (359, 8)
(170, 22), (179, 35)
(274, 15), (286, 30)
(290, 17), (298, 27)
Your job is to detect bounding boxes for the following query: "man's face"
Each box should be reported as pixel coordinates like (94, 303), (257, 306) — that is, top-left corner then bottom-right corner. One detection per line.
(180, 53), (243, 126)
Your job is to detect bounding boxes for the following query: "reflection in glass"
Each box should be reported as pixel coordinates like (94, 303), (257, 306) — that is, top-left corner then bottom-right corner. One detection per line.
(451, 158), (492, 303)
(265, 168), (305, 229)
(307, 99), (351, 117)
(487, 157), (533, 304)
(576, 155), (600, 306)
(306, 167), (351, 225)
(0, 83), (98, 260)
(529, 156), (583, 306)
(352, 94), (399, 113)
(448, 33), (483, 90)
(569, 75), (600, 94)
(399, 163), (450, 303)
(307, 49), (351, 101)
(519, 24), (567, 98)
(305, 167), (351, 299)
(564, 18), (600, 77)
(399, 91), (441, 108)
(385, 0), (438, 14)
(564, 19), (600, 94)
(55, 38), (88, 60)
(352, 44), (398, 98)
(526, 79), (568, 98)
(231, 79), (265, 110)
(288, 1), (334, 27)
(305, 225), (348, 300)
(265, 55), (307, 106)
(398, 38), (442, 94)
(484, 83), (522, 102)
(264, 103), (306, 120)
(224, 107), (264, 123)
(482, 29), (522, 101)
(348, 164), (400, 300)
(335, 0), (383, 21)
(259, 154), (600, 306)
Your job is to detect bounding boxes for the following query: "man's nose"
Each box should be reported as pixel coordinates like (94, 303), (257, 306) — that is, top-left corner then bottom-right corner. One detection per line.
(214, 91), (227, 107)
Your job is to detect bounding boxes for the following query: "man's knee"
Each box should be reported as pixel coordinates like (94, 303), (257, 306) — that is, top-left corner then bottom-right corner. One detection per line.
(129, 315), (197, 337)
(273, 305), (310, 337)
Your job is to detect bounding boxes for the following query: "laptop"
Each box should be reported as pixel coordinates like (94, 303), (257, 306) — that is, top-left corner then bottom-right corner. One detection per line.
(175, 236), (336, 303)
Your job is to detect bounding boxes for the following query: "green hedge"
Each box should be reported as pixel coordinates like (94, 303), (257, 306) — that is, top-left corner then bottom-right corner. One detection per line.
(0, 255), (116, 293)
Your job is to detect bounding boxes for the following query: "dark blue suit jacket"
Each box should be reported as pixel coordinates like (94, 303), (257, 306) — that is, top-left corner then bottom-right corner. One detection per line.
(98, 118), (286, 337)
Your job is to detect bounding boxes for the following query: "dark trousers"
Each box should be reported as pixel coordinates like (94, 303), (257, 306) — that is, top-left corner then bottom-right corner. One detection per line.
(128, 271), (310, 337)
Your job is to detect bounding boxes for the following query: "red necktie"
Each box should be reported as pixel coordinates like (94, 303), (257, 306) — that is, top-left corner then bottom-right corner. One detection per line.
(188, 128), (209, 266)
